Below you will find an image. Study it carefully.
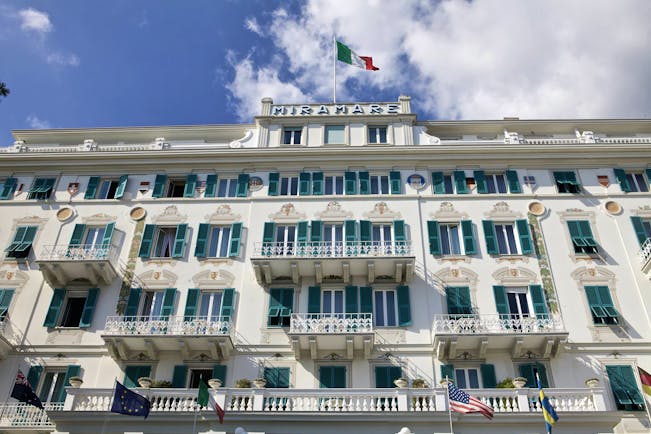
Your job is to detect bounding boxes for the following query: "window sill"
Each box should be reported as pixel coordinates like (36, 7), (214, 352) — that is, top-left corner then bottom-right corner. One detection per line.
(436, 255), (471, 263)
(494, 254), (530, 263)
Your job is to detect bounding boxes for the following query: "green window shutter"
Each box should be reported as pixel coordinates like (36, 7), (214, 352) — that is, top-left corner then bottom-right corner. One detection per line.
(307, 286), (321, 313)
(268, 173), (279, 196)
(124, 366), (151, 388)
(461, 220), (476, 255)
(344, 219), (357, 244)
(480, 364), (497, 388)
(393, 220), (406, 243)
(299, 172), (311, 195)
(375, 366), (402, 388)
(345, 285), (358, 313)
(646, 169), (651, 188)
(297, 221), (309, 250)
(536, 363), (549, 388)
(228, 222), (243, 257)
(446, 287), (471, 315)
(27, 366), (43, 389)
(578, 220), (597, 247)
(312, 172), (324, 195)
(630, 216), (649, 246)
(85, 176), (100, 199)
(0, 289), (15, 320)
(432, 172), (445, 194)
(518, 364), (536, 388)
(69, 224), (86, 246)
(606, 365), (645, 410)
(124, 287), (142, 317)
(262, 222), (276, 254)
(114, 175), (128, 199)
(138, 224), (156, 258)
(492, 285), (509, 319)
(275, 367), (290, 388)
(172, 365), (187, 388)
(567, 220), (582, 247)
(236, 174), (249, 197)
(6, 227), (26, 253)
(597, 286), (619, 321)
(267, 288), (282, 326)
(152, 174), (166, 198)
(344, 171), (357, 195)
(332, 366), (347, 388)
(359, 220), (371, 243)
(172, 224), (188, 258)
(359, 286), (372, 314)
(212, 365), (227, 384)
(427, 220), (441, 255)
(310, 220), (322, 243)
(516, 219), (534, 254)
(454, 170), (468, 194)
(43, 288), (66, 327)
(389, 171), (402, 194)
(440, 364), (455, 382)
(482, 220), (498, 254)
(529, 284), (548, 319)
(474, 170), (487, 194)
(194, 223), (210, 257)
(584, 286), (606, 323)
(184, 288), (200, 321)
(0, 177), (17, 200)
(264, 367), (288, 388)
(614, 169), (631, 192)
(396, 285), (411, 326)
(79, 287), (99, 328)
(161, 288), (176, 319)
(58, 365), (81, 402)
(204, 174), (218, 198)
(358, 171), (370, 194)
(505, 170), (521, 193)
(102, 222), (115, 246)
(220, 288), (235, 319)
(184, 174), (197, 197)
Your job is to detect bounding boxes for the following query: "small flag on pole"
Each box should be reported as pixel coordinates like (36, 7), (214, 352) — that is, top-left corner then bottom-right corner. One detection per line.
(448, 382), (494, 419)
(639, 367), (651, 396)
(11, 370), (43, 409)
(336, 41), (379, 71)
(538, 377), (559, 434)
(110, 381), (151, 418)
(198, 379), (224, 424)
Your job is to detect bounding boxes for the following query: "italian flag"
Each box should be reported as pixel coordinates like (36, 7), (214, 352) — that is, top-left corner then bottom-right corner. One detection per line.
(640, 367), (651, 396)
(336, 40), (379, 71)
(197, 379), (225, 424)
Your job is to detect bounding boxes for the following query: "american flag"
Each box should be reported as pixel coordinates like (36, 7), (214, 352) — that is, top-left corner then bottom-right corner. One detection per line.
(447, 382), (494, 419)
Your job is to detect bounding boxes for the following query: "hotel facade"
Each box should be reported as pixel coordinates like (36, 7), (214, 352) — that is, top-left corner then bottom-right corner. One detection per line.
(0, 96), (649, 433)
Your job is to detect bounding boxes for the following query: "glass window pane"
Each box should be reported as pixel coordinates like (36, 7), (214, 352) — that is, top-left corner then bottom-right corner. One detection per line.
(325, 126), (345, 144)
(217, 180), (228, 197)
(635, 174), (648, 192)
(280, 178), (289, 195)
(323, 290), (332, 314)
(151, 292), (164, 318)
(496, 175), (507, 193)
(440, 226), (451, 255)
(505, 225), (518, 253)
(379, 128), (387, 143)
(208, 227), (220, 257)
(495, 225), (508, 254)
(39, 372), (55, 402)
(449, 225), (461, 254)
(455, 369), (467, 389)
(383, 226), (392, 243)
(371, 177), (379, 194)
(386, 291), (396, 326)
(518, 293), (530, 316)
(380, 176), (389, 193)
(507, 292), (518, 316)
(626, 174), (637, 192)
(211, 293), (222, 319)
(200, 294), (210, 318)
(468, 369), (480, 388)
(290, 178), (298, 195)
(374, 292), (385, 326)
(444, 175), (454, 194)
(325, 177), (333, 194)
(219, 227), (230, 257)
(335, 176), (344, 194)
(334, 291), (344, 313)
(98, 181), (111, 199)
(369, 128), (377, 143)
(228, 180), (237, 197)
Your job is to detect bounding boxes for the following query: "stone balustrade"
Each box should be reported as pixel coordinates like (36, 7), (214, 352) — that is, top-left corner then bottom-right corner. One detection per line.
(289, 313), (373, 334)
(0, 402), (62, 428)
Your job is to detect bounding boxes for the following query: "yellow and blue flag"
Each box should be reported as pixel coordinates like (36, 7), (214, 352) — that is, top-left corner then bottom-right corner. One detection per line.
(110, 381), (151, 419)
(538, 378), (559, 434)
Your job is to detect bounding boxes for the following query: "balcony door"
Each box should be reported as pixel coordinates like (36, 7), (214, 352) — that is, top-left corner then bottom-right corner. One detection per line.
(506, 287), (531, 320)
(275, 225), (296, 255)
(319, 366), (346, 388)
(323, 224), (343, 256)
(141, 290), (165, 320)
(199, 292), (223, 321)
(83, 227), (106, 248)
(372, 224), (393, 253)
(322, 289), (344, 315)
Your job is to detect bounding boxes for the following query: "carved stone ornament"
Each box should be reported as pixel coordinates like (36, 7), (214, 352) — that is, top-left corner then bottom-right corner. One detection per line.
(363, 202), (402, 222)
(0, 268), (28, 288)
(484, 201), (522, 220)
(492, 266), (538, 285)
(315, 201), (353, 221)
(206, 205), (241, 224)
(192, 269), (236, 287)
(229, 129), (254, 148)
(633, 205), (651, 218)
(138, 269), (178, 288)
(82, 213), (117, 225)
(152, 205), (187, 224)
(434, 267), (478, 288)
(12, 216), (48, 232)
(570, 266), (616, 287)
(269, 203), (306, 223)
(431, 202), (468, 221)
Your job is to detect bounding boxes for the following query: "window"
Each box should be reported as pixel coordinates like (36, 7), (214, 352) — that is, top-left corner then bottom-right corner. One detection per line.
(166, 178), (186, 198)
(5, 226), (38, 259)
(370, 175), (390, 194)
(319, 366), (346, 388)
(324, 175), (344, 195)
(196, 223), (242, 258)
(264, 367), (290, 388)
(217, 178), (238, 197)
(493, 285), (548, 322)
(43, 288), (98, 328)
(441, 364), (496, 388)
(139, 224), (188, 259)
(280, 176), (299, 196)
(605, 365), (645, 411)
(432, 171), (467, 194)
(446, 286), (472, 316)
(567, 220), (598, 254)
(0, 177), (17, 200)
(483, 219), (533, 256)
(37, 368), (78, 404)
(141, 290), (166, 320)
(474, 170), (522, 194)
(505, 287), (531, 319)
(440, 224), (462, 255)
(518, 362), (548, 388)
(368, 126), (387, 144)
(275, 225), (297, 255)
(614, 168), (649, 193)
(27, 178), (55, 200)
(325, 125), (345, 144)
(374, 289), (397, 327)
(427, 220), (476, 256)
(374, 366), (402, 388)
(494, 223), (519, 255)
(283, 127), (302, 145)
(553, 171), (581, 193)
(86, 176), (128, 199)
(631, 216), (651, 246)
(151, 174), (197, 198)
(455, 368), (481, 389)
(189, 369), (213, 388)
(267, 288), (293, 327)
(372, 224), (392, 247)
(124, 365), (152, 388)
(199, 292), (224, 321)
(584, 286), (619, 325)
(183, 288), (234, 325)
(0, 288), (15, 321)
(153, 227), (178, 258)
(323, 224), (344, 255)
(322, 289), (344, 314)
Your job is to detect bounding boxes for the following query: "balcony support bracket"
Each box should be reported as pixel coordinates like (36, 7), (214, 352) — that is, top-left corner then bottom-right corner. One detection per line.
(309, 337), (317, 360)
(346, 337), (354, 359)
(367, 262), (375, 284)
(512, 338), (523, 359)
(314, 262), (322, 284)
(478, 338), (488, 359)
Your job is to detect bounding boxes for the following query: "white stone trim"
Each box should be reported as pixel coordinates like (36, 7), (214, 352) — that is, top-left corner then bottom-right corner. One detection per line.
(151, 205), (187, 225)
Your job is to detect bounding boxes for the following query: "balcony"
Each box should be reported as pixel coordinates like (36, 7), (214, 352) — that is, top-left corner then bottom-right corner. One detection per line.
(0, 316), (21, 360)
(101, 315), (234, 362)
(287, 313), (374, 359)
(36, 244), (120, 286)
(0, 402), (61, 431)
(638, 238), (651, 278)
(251, 241), (415, 285)
(432, 314), (569, 359)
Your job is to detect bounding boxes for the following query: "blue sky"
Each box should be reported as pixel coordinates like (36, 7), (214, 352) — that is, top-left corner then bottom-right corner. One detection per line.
(1, 0), (651, 145)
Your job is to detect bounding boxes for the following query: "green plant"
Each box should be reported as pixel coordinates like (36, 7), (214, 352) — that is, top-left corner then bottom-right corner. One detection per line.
(152, 380), (172, 388)
(411, 378), (428, 388)
(496, 378), (515, 388)
(235, 378), (252, 388)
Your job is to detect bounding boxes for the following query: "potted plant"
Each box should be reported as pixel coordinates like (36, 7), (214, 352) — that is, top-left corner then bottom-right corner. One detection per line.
(393, 378), (408, 388)
(235, 378), (251, 388)
(512, 377), (527, 388)
(137, 377), (153, 389)
(68, 376), (83, 388)
(411, 378), (428, 389)
(585, 378), (600, 388)
(151, 380), (172, 388)
(253, 378), (267, 388)
(208, 378), (223, 389)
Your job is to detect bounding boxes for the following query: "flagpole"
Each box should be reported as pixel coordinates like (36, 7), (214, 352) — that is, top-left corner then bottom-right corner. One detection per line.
(100, 379), (117, 434)
(333, 35), (337, 104)
(192, 406), (199, 434)
(446, 375), (454, 434)
(633, 360), (651, 427)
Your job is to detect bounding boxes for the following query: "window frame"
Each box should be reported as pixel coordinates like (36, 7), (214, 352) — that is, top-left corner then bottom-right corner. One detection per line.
(494, 222), (521, 255)
(37, 368), (68, 404)
(151, 226), (179, 258)
(205, 225), (232, 258)
(324, 175), (344, 195)
(373, 288), (398, 327)
(369, 174), (390, 194)
(279, 176), (299, 196)
(454, 367), (482, 389)
(553, 171), (581, 193)
(96, 178), (121, 199)
(165, 178), (187, 198)
(367, 125), (388, 144)
(217, 178), (238, 197)
(282, 126), (303, 145)
(324, 125), (346, 145)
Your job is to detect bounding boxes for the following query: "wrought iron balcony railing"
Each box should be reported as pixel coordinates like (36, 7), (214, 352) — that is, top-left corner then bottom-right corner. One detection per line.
(432, 314), (566, 335)
(289, 313), (373, 334)
(103, 315), (232, 336)
(253, 241), (412, 258)
(638, 238), (651, 266)
(39, 243), (120, 262)
(0, 402), (62, 428)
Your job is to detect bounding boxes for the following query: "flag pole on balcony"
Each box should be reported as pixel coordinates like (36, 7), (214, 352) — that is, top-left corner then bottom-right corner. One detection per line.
(446, 376), (454, 434)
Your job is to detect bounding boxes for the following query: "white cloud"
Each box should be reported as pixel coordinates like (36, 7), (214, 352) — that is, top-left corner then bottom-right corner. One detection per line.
(245, 17), (263, 36)
(226, 0), (651, 120)
(18, 8), (52, 33)
(26, 115), (51, 129)
(46, 52), (80, 67)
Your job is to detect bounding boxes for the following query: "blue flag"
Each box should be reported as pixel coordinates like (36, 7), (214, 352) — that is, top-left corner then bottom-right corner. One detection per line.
(538, 378), (559, 434)
(110, 381), (150, 418)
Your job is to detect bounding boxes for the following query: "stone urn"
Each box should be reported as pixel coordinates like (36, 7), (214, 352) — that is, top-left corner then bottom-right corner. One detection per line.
(208, 378), (223, 390)
(69, 376), (83, 388)
(393, 378), (409, 388)
(137, 377), (152, 389)
(513, 377), (527, 389)
(585, 378), (600, 388)
(253, 378), (267, 389)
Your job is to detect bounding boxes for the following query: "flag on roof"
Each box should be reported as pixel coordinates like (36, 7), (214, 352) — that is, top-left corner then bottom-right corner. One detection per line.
(110, 381), (150, 418)
(11, 370), (43, 409)
(538, 377), (559, 434)
(198, 379), (224, 424)
(336, 41), (379, 71)
(447, 382), (494, 419)
(639, 367), (651, 396)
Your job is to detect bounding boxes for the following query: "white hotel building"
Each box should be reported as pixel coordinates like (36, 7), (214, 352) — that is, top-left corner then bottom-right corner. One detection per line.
(0, 96), (649, 434)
